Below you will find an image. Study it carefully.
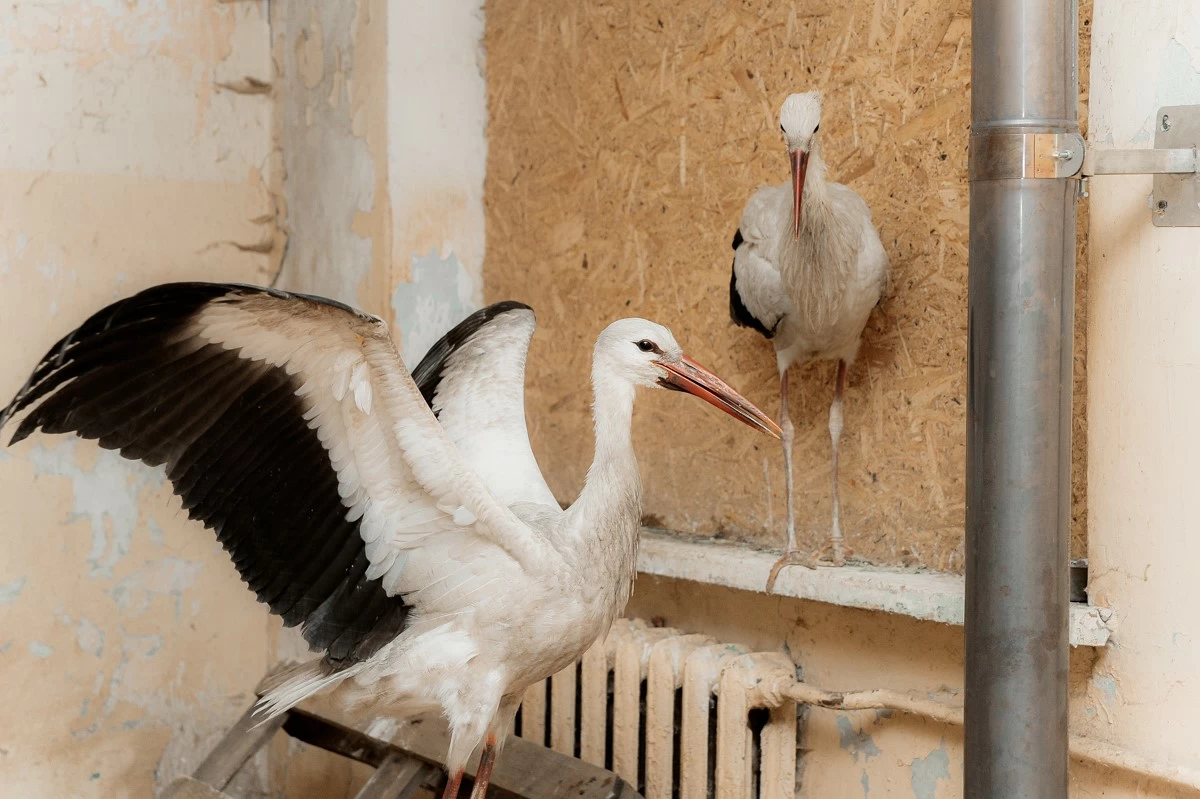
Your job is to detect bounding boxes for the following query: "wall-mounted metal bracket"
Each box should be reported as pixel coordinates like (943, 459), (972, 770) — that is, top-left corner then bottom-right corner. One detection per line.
(1081, 105), (1199, 227)
(968, 106), (1200, 226)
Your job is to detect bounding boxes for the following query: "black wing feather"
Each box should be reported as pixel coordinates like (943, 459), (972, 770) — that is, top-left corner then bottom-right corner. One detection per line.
(410, 300), (533, 414)
(1, 284), (534, 669)
(728, 232), (775, 339)
(0, 282), (405, 668)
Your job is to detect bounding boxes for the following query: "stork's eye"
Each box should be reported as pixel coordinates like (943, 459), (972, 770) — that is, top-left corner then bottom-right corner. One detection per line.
(636, 339), (656, 352)
(813, 123), (820, 133)
(780, 124), (785, 133)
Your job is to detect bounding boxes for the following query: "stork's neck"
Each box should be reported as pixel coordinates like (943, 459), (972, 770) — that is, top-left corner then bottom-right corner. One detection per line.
(800, 143), (831, 217)
(566, 362), (642, 553)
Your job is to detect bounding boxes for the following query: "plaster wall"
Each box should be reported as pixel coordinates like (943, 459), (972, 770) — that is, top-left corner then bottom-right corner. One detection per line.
(1082, 0), (1200, 788)
(0, 2), (277, 796)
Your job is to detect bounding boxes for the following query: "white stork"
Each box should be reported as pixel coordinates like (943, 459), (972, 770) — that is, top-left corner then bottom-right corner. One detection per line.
(0, 282), (779, 798)
(728, 90), (889, 591)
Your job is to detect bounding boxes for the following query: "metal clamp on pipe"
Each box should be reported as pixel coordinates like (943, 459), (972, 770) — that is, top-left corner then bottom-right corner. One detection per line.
(969, 131), (1086, 181)
(971, 106), (1200, 226)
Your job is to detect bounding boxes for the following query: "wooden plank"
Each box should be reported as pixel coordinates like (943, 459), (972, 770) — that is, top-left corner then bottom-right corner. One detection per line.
(281, 710), (394, 768)
(278, 705), (641, 799)
(192, 706), (287, 789)
(354, 753), (427, 799)
(159, 776), (229, 799)
(398, 717), (641, 799)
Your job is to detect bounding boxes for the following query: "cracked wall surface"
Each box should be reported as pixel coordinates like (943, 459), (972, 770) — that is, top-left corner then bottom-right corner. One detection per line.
(0, 2), (276, 795)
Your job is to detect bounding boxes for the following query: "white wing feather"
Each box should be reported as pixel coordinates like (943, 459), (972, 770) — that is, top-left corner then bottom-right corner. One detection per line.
(422, 308), (559, 509)
(190, 295), (558, 597)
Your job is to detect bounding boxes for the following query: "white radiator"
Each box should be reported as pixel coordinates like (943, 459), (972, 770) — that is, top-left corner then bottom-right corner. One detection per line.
(515, 618), (798, 799)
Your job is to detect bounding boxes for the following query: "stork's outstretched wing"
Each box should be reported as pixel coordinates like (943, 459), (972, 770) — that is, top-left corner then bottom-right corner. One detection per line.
(411, 302), (558, 510)
(0, 283), (556, 668)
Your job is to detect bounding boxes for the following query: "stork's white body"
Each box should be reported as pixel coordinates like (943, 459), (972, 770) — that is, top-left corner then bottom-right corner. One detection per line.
(735, 175), (888, 371)
(3, 283), (777, 798)
(730, 91), (888, 585)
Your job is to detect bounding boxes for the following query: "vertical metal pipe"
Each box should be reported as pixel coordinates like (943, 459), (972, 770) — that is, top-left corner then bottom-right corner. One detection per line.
(966, 0), (1077, 796)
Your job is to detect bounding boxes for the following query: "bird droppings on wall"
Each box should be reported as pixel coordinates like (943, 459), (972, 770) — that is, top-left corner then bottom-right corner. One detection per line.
(485, 0), (1093, 570)
(909, 742), (950, 799)
(393, 249), (481, 366)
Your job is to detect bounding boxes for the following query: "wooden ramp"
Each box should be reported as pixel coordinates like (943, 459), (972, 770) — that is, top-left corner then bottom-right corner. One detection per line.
(162, 691), (641, 799)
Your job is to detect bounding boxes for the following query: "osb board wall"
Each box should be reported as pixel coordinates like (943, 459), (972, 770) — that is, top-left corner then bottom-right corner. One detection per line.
(484, 0), (1091, 571)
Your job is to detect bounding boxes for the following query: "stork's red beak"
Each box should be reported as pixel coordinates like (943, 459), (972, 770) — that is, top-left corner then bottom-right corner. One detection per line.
(656, 356), (782, 439)
(790, 148), (809, 240)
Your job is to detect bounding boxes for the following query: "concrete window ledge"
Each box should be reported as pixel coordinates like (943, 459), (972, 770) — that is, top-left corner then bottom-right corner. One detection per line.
(636, 531), (1114, 647)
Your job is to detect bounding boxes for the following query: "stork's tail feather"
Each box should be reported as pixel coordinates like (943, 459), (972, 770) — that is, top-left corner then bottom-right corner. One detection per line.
(254, 659), (360, 719)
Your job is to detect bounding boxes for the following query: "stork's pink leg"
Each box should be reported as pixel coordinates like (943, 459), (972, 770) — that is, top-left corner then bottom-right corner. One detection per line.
(468, 733), (499, 799)
(767, 369), (814, 592)
(826, 360), (848, 566)
(441, 769), (465, 799)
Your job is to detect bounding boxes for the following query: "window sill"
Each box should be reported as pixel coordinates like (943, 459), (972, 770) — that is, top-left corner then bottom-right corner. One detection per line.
(636, 530), (1113, 647)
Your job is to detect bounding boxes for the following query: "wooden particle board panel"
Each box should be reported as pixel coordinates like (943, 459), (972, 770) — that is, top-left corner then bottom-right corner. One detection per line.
(483, 0), (1092, 571)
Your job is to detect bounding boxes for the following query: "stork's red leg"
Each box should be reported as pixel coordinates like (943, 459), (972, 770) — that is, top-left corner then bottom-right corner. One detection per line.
(468, 734), (498, 799)
(441, 768), (464, 799)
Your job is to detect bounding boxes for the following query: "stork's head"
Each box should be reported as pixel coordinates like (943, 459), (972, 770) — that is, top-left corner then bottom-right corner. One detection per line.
(595, 318), (781, 438)
(779, 91), (822, 239)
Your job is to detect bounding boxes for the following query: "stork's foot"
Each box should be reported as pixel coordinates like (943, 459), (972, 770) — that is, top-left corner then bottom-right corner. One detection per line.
(765, 550), (816, 593)
(808, 541), (854, 568)
(765, 543), (857, 592)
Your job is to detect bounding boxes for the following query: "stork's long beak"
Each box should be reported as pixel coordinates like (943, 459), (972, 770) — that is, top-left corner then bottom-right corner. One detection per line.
(790, 148), (810, 240)
(657, 356), (782, 439)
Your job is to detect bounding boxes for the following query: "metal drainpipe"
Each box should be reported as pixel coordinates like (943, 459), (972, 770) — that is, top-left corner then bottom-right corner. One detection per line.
(966, 0), (1078, 796)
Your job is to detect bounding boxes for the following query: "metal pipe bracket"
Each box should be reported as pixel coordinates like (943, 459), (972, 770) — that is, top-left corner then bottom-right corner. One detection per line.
(969, 131), (1085, 181)
(970, 106), (1200, 226)
(1150, 105), (1199, 227)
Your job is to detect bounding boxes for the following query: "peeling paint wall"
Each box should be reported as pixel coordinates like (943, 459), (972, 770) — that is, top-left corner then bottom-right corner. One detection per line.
(388, 0), (489, 363)
(0, 2), (276, 795)
(627, 576), (1184, 798)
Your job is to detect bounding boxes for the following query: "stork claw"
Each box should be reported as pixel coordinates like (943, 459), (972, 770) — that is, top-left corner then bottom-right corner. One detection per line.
(765, 550), (817, 593)
(765, 543), (856, 593)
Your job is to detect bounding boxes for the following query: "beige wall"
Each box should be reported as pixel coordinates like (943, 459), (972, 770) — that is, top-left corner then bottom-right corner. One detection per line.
(0, 2), (278, 796)
(1082, 0), (1200, 788)
(0, 0), (491, 795)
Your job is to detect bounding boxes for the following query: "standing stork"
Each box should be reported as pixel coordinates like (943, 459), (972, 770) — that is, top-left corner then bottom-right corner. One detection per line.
(729, 90), (889, 591)
(1, 282), (779, 799)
